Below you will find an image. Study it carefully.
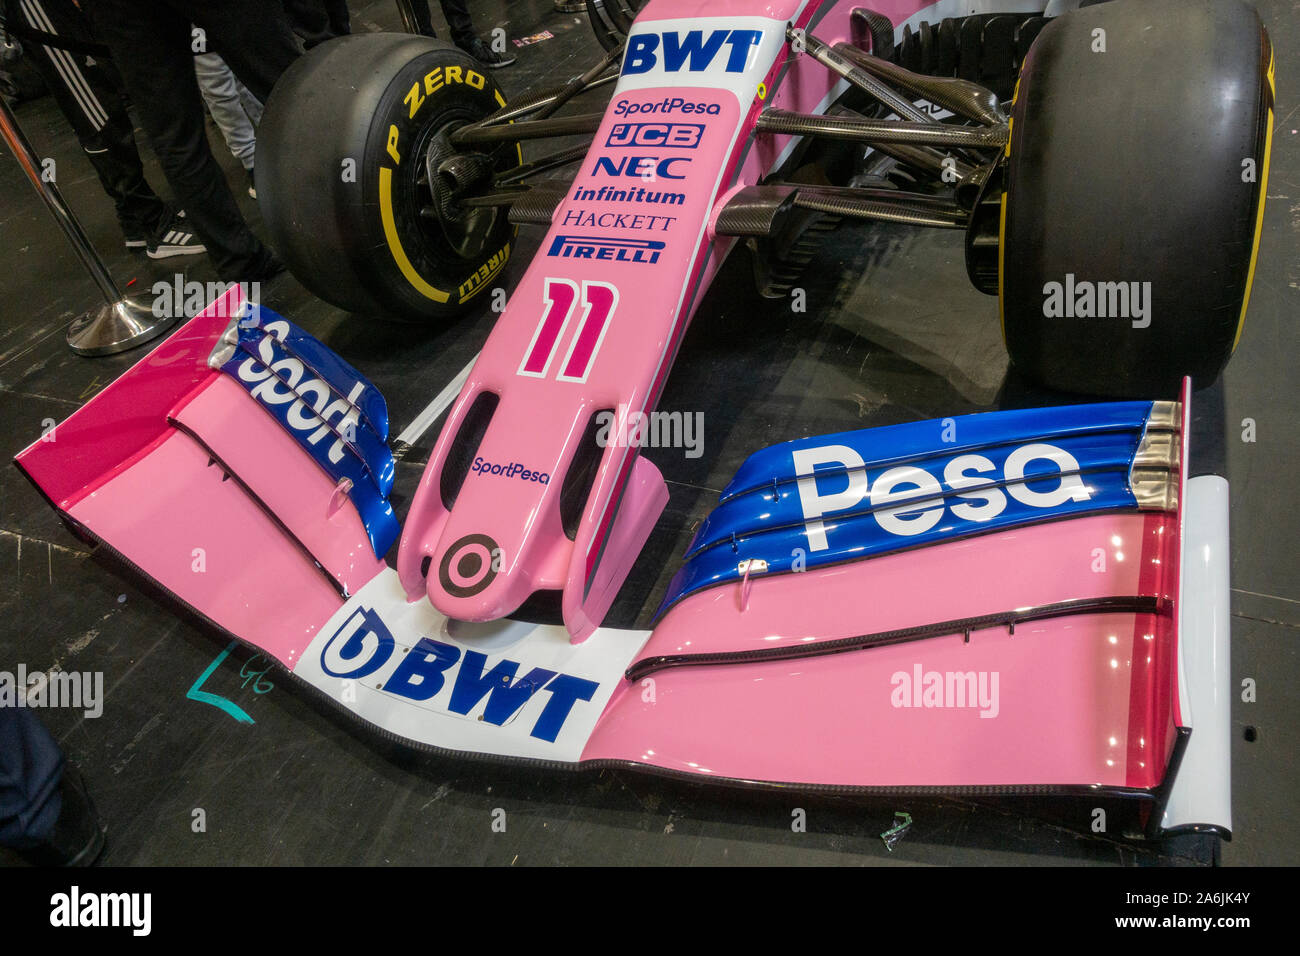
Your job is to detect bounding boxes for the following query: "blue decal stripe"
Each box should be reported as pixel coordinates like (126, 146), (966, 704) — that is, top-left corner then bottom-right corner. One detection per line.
(657, 401), (1169, 616)
(721, 402), (1153, 502)
(231, 336), (394, 492)
(354, 492), (400, 560)
(689, 428), (1145, 560)
(228, 328), (394, 495)
(240, 306), (390, 440)
(216, 306), (400, 559)
(660, 474), (1138, 615)
(235, 337), (394, 493)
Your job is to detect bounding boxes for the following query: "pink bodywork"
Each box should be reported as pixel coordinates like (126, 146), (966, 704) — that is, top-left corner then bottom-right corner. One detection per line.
(398, 0), (886, 640)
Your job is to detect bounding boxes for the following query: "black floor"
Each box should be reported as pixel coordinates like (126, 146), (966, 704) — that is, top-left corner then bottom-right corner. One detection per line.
(1, 0), (1295, 866)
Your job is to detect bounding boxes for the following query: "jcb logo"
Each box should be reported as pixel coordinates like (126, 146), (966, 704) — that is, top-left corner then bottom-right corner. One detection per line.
(606, 123), (704, 149)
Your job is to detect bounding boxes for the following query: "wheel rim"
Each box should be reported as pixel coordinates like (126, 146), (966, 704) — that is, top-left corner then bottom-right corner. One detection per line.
(402, 114), (513, 268)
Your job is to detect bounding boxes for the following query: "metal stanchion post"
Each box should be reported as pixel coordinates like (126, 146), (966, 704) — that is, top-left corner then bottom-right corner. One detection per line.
(393, 0), (421, 35)
(0, 92), (176, 356)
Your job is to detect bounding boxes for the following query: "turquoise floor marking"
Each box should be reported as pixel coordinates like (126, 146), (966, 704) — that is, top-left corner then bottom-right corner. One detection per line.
(186, 640), (255, 724)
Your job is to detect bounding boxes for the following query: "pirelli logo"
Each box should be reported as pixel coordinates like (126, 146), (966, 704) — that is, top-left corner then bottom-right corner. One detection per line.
(545, 235), (664, 265)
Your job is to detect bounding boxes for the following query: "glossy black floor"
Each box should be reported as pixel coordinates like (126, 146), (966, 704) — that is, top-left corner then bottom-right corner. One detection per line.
(1, 1), (1295, 866)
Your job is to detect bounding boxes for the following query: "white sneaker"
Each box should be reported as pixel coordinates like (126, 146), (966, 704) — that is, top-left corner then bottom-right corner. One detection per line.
(148, 211), (206, 259)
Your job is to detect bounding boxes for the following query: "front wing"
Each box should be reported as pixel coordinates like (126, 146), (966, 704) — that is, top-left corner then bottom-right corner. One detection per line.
(14, 291), (1231, 838)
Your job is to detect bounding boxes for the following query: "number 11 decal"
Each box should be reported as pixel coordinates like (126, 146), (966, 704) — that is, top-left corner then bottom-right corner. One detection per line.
(517, 278), (619, 384)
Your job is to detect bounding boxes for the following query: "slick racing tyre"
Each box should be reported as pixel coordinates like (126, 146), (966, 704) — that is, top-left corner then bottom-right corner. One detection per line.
(999, 0), (1273, 397)
(586, 1), (648, 51)
(258, 34), (520, 321)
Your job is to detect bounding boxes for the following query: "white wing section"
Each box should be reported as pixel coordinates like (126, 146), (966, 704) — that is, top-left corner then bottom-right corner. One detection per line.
(293, 570), (649, 763)
(1162, 475), (1233, 836)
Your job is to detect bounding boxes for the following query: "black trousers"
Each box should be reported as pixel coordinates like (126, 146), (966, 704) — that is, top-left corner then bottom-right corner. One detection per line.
(410, 0), (478, 47)
(283, 0), (351, 49)
(0, 707), (63, 850)
(83, 0), (303, 280)
(9, 0), (169, 239)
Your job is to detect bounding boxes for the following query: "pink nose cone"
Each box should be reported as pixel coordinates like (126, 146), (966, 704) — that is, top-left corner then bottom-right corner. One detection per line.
(418, 529), (548, 623)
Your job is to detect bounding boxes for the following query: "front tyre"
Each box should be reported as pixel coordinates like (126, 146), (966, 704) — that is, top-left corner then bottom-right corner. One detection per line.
(999, 0), (1274, 397)
(258, 34), (520, 322)
(586, 1), (647, 51)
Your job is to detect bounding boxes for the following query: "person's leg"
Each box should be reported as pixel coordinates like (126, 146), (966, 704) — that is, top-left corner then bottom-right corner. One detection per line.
(438, 0), (515, 68)
(173, 0), (302, 104)
(0, 707), (105, 866)
(323, 0), (351, 38)
(0, 707), (63, 851)
(193, 52), (257, 171)
(280, 0), (347, 50)
(82, 118), (176, 246)
(404, 0), (437, 38)
(279, 0), (326, 49)
(236, 80), (264, 128)
(85, 0), (277, 279)
(13, 0), (170, 242)
(438, 0), (477, 49)
(193, 50), (260, 199)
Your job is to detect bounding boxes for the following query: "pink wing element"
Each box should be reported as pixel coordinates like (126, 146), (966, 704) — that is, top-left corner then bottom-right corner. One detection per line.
(14, 287), (383, 667)
(584, 511), (1180, 791)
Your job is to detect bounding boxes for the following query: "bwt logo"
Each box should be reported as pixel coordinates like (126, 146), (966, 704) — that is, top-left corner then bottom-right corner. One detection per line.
(623, 29), (763, 75)
(606, 123), (703, 149)
(321, 607), (598, 743)
(547, 235), (665, 264)
(793, 442), (1092, 550)
(591, 155), (690, 179)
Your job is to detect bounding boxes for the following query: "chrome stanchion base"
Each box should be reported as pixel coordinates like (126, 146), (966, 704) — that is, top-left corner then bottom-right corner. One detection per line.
(66, 295), (176, 357)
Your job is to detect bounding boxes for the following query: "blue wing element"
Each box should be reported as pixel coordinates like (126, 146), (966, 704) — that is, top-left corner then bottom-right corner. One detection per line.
(658, 401), (1167, 615)
(217, 305), (399, 558)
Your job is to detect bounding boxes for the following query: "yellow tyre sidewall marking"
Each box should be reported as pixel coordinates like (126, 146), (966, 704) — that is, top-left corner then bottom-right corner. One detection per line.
(377, 83), (520, 305)
(457, 240), (511, 302)
(997, 80), (1019, 346)
(379, 166), (449, 303)
(1233, 48), (1276, 353)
